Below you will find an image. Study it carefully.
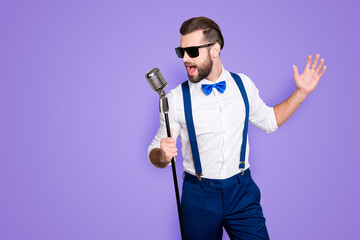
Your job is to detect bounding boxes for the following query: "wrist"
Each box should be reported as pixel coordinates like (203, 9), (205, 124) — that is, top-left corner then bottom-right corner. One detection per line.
(295, 88), (309, 99)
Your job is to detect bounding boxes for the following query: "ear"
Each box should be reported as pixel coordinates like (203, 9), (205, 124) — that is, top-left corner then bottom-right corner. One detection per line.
(210, 42), (221, 58)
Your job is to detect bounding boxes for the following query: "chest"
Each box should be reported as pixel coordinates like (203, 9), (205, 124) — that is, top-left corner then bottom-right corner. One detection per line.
(177, 84), (247, 135)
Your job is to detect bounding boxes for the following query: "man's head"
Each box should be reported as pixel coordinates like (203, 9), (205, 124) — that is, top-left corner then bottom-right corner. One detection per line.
(177, 17), (224, 83)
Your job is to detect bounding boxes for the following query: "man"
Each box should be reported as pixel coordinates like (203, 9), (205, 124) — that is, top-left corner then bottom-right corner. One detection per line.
(147, 16), (326, 240)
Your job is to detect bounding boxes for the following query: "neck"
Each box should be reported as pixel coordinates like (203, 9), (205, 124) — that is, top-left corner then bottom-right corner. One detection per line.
(206, 59), (222, 82)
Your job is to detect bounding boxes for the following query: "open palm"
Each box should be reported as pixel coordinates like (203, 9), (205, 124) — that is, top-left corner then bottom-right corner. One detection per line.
(293, 54), (326, 95)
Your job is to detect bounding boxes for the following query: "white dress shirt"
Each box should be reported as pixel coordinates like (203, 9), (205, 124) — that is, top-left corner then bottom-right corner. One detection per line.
(148, 66), (278, 179)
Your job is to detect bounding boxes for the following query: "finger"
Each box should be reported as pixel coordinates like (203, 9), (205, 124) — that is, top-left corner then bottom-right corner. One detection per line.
(165, 149), (175, 154)
(168, 148), (178, 154)
(293, 65), (299, 78)
(319, 66), (327, 77)
(161, 143), (177, 151)
(162, 146), (175, 153)
(315, 58), (324, 73)
(305, 55), (312, 70)
(164, 149), (177, 158)
(165, 142), (177, 149)
(164, 137), (175, 143)
(164, 151), (177, 158)
(311, 54), (320, 70)
(160, 141), (174, 150)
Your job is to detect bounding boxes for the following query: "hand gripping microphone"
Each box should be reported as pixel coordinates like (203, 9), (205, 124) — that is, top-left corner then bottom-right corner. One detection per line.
(145, 68), (184, 240)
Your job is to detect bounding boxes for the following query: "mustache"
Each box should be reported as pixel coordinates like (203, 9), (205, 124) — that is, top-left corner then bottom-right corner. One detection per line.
(184, 62), (197, 67)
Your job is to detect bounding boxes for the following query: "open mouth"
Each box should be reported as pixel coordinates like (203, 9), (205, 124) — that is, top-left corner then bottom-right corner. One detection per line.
(186, 64), (197, 75)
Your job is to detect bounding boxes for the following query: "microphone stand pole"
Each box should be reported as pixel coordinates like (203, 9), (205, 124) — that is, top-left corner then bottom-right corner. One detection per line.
(160, 93), (185, 240)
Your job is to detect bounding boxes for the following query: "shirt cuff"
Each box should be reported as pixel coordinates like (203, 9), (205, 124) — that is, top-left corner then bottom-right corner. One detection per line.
(266, 107), (279, 133)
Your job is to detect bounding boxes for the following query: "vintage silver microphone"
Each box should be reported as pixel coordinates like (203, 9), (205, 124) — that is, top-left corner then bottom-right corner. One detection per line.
(145, 68), (169, 114)
(145, 68), (184, 240)
(145, 68), (167, 95)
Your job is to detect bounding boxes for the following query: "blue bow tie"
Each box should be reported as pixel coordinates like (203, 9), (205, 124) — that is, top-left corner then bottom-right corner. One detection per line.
(201, 81), (226, 96)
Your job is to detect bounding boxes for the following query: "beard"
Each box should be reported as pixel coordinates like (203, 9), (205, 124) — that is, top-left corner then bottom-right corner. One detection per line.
(187, 53), (213, 83)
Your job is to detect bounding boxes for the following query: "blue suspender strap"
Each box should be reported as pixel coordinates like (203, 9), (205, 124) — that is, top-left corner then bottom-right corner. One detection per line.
(230, 72), (250, 172)
(181, 81), (203, 180)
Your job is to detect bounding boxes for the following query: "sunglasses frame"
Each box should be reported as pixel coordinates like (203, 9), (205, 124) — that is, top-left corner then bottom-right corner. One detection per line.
(175, 43), (215, 58)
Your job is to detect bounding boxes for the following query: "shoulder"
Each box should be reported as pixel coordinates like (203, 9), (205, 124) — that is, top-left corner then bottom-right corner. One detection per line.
(167, 81), (184, 99)
(166, 81), (186, 109)
(230, 72), (258, 94)
(238, 73), (254, 86)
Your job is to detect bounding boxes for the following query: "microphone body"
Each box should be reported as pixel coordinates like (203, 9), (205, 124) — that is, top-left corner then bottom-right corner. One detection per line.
(145, 68), (184, 240)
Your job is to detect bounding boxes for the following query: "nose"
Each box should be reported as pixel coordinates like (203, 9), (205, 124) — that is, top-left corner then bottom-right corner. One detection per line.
(183, 51), (191, 62)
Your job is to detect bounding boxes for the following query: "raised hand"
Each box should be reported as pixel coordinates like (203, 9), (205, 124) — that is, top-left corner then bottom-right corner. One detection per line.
(292, 54), (326, 95)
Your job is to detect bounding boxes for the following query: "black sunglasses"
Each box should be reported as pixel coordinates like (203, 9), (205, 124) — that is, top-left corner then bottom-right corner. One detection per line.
(175, 43), (215, 58)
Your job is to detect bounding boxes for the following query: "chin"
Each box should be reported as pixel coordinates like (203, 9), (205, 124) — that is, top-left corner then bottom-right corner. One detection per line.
(188, 76), (201, 83)
(187, 72), (200, 83)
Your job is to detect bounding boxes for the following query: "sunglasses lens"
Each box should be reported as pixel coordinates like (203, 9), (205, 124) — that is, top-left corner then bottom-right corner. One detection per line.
(175, 47), (201, 58)
(175, 47), (184, 58)
(186, 47), (199, 58)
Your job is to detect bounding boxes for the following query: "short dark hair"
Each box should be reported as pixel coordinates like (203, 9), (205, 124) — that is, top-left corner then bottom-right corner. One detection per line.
(180, 16), (224, 50)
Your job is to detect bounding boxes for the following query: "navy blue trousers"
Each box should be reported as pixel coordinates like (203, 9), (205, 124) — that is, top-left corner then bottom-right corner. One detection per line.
(181, 169), (270, 240)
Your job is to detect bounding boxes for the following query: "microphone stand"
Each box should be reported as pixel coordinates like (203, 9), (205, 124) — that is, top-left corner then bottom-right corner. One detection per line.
(160, 92), (185, 240)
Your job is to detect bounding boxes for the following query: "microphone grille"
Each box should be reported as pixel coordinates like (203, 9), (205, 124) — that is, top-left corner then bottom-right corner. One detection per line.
(145, 68), (167, 93)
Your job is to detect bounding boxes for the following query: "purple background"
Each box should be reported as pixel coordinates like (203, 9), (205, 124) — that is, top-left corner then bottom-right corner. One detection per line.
(1, 0), (359, 239)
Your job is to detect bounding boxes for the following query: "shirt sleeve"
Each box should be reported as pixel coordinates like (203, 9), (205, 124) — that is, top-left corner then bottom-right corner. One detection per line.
(240, 74), (278, 133)
(147, 90), (181, 167)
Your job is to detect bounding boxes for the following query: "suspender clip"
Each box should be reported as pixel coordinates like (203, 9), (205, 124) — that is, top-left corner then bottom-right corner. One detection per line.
(240, 161), (245, 175)
(196, 173), (203, 181)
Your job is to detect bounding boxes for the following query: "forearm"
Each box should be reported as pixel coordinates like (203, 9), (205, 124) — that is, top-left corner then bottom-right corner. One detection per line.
(149, 148), (170, 168)
(274, 88), (308, 127)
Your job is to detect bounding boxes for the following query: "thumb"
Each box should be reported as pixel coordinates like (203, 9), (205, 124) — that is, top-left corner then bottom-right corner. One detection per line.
(170, 129), (174, 139)
(293, 65), (299, 78)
